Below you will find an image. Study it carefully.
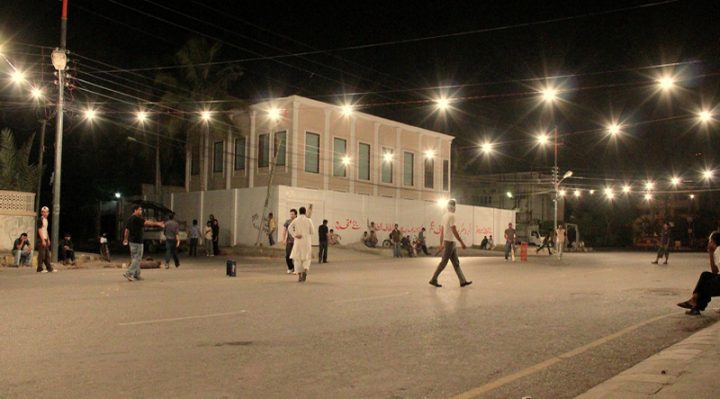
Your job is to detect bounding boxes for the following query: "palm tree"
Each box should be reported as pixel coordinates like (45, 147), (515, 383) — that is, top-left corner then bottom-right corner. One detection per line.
(155, 37), (246, 191)
(0, 128), (41, 192)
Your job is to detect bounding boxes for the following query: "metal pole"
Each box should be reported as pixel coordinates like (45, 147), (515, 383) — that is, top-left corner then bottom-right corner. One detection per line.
(155, 122), (161, 200)
(553, 127), (559, 255)
(35, 118), (47, 215)
(50, 0), (68, 262)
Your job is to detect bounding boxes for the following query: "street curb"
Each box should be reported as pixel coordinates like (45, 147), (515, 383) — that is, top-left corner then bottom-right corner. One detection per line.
(576, 316), (720, 398)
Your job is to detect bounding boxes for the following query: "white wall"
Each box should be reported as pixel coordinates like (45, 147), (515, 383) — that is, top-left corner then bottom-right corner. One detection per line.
(169, 186), (515, 247)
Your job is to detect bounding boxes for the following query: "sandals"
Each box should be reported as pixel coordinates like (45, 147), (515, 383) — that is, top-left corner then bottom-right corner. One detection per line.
(677, 301), (694, 309)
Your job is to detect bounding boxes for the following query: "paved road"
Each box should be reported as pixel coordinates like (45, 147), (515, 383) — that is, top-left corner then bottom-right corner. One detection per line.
(1, 251), (717, 398)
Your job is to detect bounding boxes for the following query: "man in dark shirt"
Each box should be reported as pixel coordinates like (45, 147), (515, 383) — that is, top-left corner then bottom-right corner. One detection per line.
(652, 223), (672, 265)
(418, 227), (430, 255)
(318, 219), (329, 263)
(122, 205), (163, 281)
(391, 224), (402, 258)
(60, 233), (76, 265)
(163, 213), (181, 269)
(282, 209), (297, 273)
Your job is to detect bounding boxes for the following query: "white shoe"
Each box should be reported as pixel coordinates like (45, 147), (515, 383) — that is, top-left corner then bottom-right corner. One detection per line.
(286, 269), (293, 274)
(41, 270), (48, 273)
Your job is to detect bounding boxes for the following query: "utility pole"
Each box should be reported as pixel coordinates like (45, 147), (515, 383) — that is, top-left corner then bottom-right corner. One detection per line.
(552, 126), (559, 249)
(35, 118), (48, 215)
(50, 0), (69, 262)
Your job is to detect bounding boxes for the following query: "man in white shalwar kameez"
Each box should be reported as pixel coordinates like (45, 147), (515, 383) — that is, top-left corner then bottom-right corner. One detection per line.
(289, 206), (314, 282)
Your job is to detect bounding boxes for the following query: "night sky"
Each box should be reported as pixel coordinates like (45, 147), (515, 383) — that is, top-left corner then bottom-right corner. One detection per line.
(1, 0), (718, 237)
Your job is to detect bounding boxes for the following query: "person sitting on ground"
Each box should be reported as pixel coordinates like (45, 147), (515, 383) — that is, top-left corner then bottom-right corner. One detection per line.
(677, 231), (720, 315)
(401, 235), (414, 257)
(328, 229), (341, 245)
(13, 233), (32, 267)
(366, 219), (378, 247)
(480, 235), (489, 250)
(487, 235), (494, 250)
(60, 232), (76, 265)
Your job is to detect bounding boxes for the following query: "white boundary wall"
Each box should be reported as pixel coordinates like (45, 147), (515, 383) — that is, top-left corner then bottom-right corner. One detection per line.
(168, 186), (514, 247)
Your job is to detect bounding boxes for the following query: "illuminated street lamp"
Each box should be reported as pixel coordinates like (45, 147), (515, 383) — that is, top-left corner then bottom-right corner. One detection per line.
(10, 69), (25, 84)
(84, 108), (97, 121)
(536, 133), (550, 146)
(424, 149), (435, 159)
(604, 187), (615, 200)
(698, 110), (713, 123)
(702, 169), (714, 181)
(644, 181), (655, 191)
(341, 104), (353, 117)
(644, 193), (653, 201)
(30, 86), (43, 99)
(574, 190), (581, 198)
(341, 155), (351, 166)
(200, 110), (212, 122)
(435, 97), (450, 111)
(657, 76), (675, 91)
(607, 123), (621, 136)
(670, 176), (681, 187)
(540, 87), (558, 103)
(622, 185), (631, 194)
(383, 152), (393, 163)
(136, 111), (148, 124)
(480, 142), (493, 155)
(267, 107), (281, 121)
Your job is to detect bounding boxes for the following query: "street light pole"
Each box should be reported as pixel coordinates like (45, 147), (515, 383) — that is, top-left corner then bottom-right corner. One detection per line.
(50, 0), (69, 262)
(553, 127), (559, 244)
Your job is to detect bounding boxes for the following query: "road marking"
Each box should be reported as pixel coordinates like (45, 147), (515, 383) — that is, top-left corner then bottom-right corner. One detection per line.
(118, 310), (247, 326)
(451, 312), (675, 399)
(336, 292), (410, 304)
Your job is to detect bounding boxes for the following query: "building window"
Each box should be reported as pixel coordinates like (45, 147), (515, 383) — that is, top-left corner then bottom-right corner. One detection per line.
(305, 132), (320, 173)
(333, 137), (347, 177)
(358, 143), (370, 181)
(403, 152), (414, 186)
(191, 144), (200, 175)
(258, 134), (269, 168)
(213, 141), (223, 173)
(381, 147), (394, 184)
(443, 159), (449, 191)
(234, 137), (246, 171)
(424, 158), (434, 189)
(274, 131), (286, 166)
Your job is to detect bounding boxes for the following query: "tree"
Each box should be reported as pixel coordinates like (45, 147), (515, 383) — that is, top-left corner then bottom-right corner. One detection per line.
(154, 37), (246, 187)
(0, 128), (41, 192)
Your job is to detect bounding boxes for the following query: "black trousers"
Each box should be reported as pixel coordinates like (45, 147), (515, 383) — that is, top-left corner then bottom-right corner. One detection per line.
(537, 243), (552, 255)
(318, 241), (328, 263)
(37, 245), (53, 272)
(420, 244), (429, 255)
(693, 271), (720, 310)
(189, 238), (198, 256)
(285, 242), (295, 271)
(213, 238), (219, 256)
(430, 242), (468, 284)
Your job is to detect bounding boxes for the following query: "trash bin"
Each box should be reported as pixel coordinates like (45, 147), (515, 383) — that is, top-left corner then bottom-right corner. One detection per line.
(226, 259), (236, 277)
(520, 242), (528, 262)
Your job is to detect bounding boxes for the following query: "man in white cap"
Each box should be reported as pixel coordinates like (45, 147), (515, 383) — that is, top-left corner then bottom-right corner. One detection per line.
(37, 206), (56, 273)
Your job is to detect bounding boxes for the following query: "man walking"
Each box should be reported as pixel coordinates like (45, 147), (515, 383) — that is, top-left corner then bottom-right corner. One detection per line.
(189, 219), (200, 257)
(282, 209), (297, 274)
(163, 213), (181, 269)
(391, 224), (402, 257)
(504, 222), (516, 261)
(429, 200), (472, 288)
(211, 216), (220, 256)
(122, 205), (164, 281)
(267, 213), (277, 246)
(536, 233), (553, 255)
(318, 219), (329, 263)
(555, 224), (566, 258)
(652, 223), (671, 265)
(37, 206), (55, 273)
(289, 207), (315, 282)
